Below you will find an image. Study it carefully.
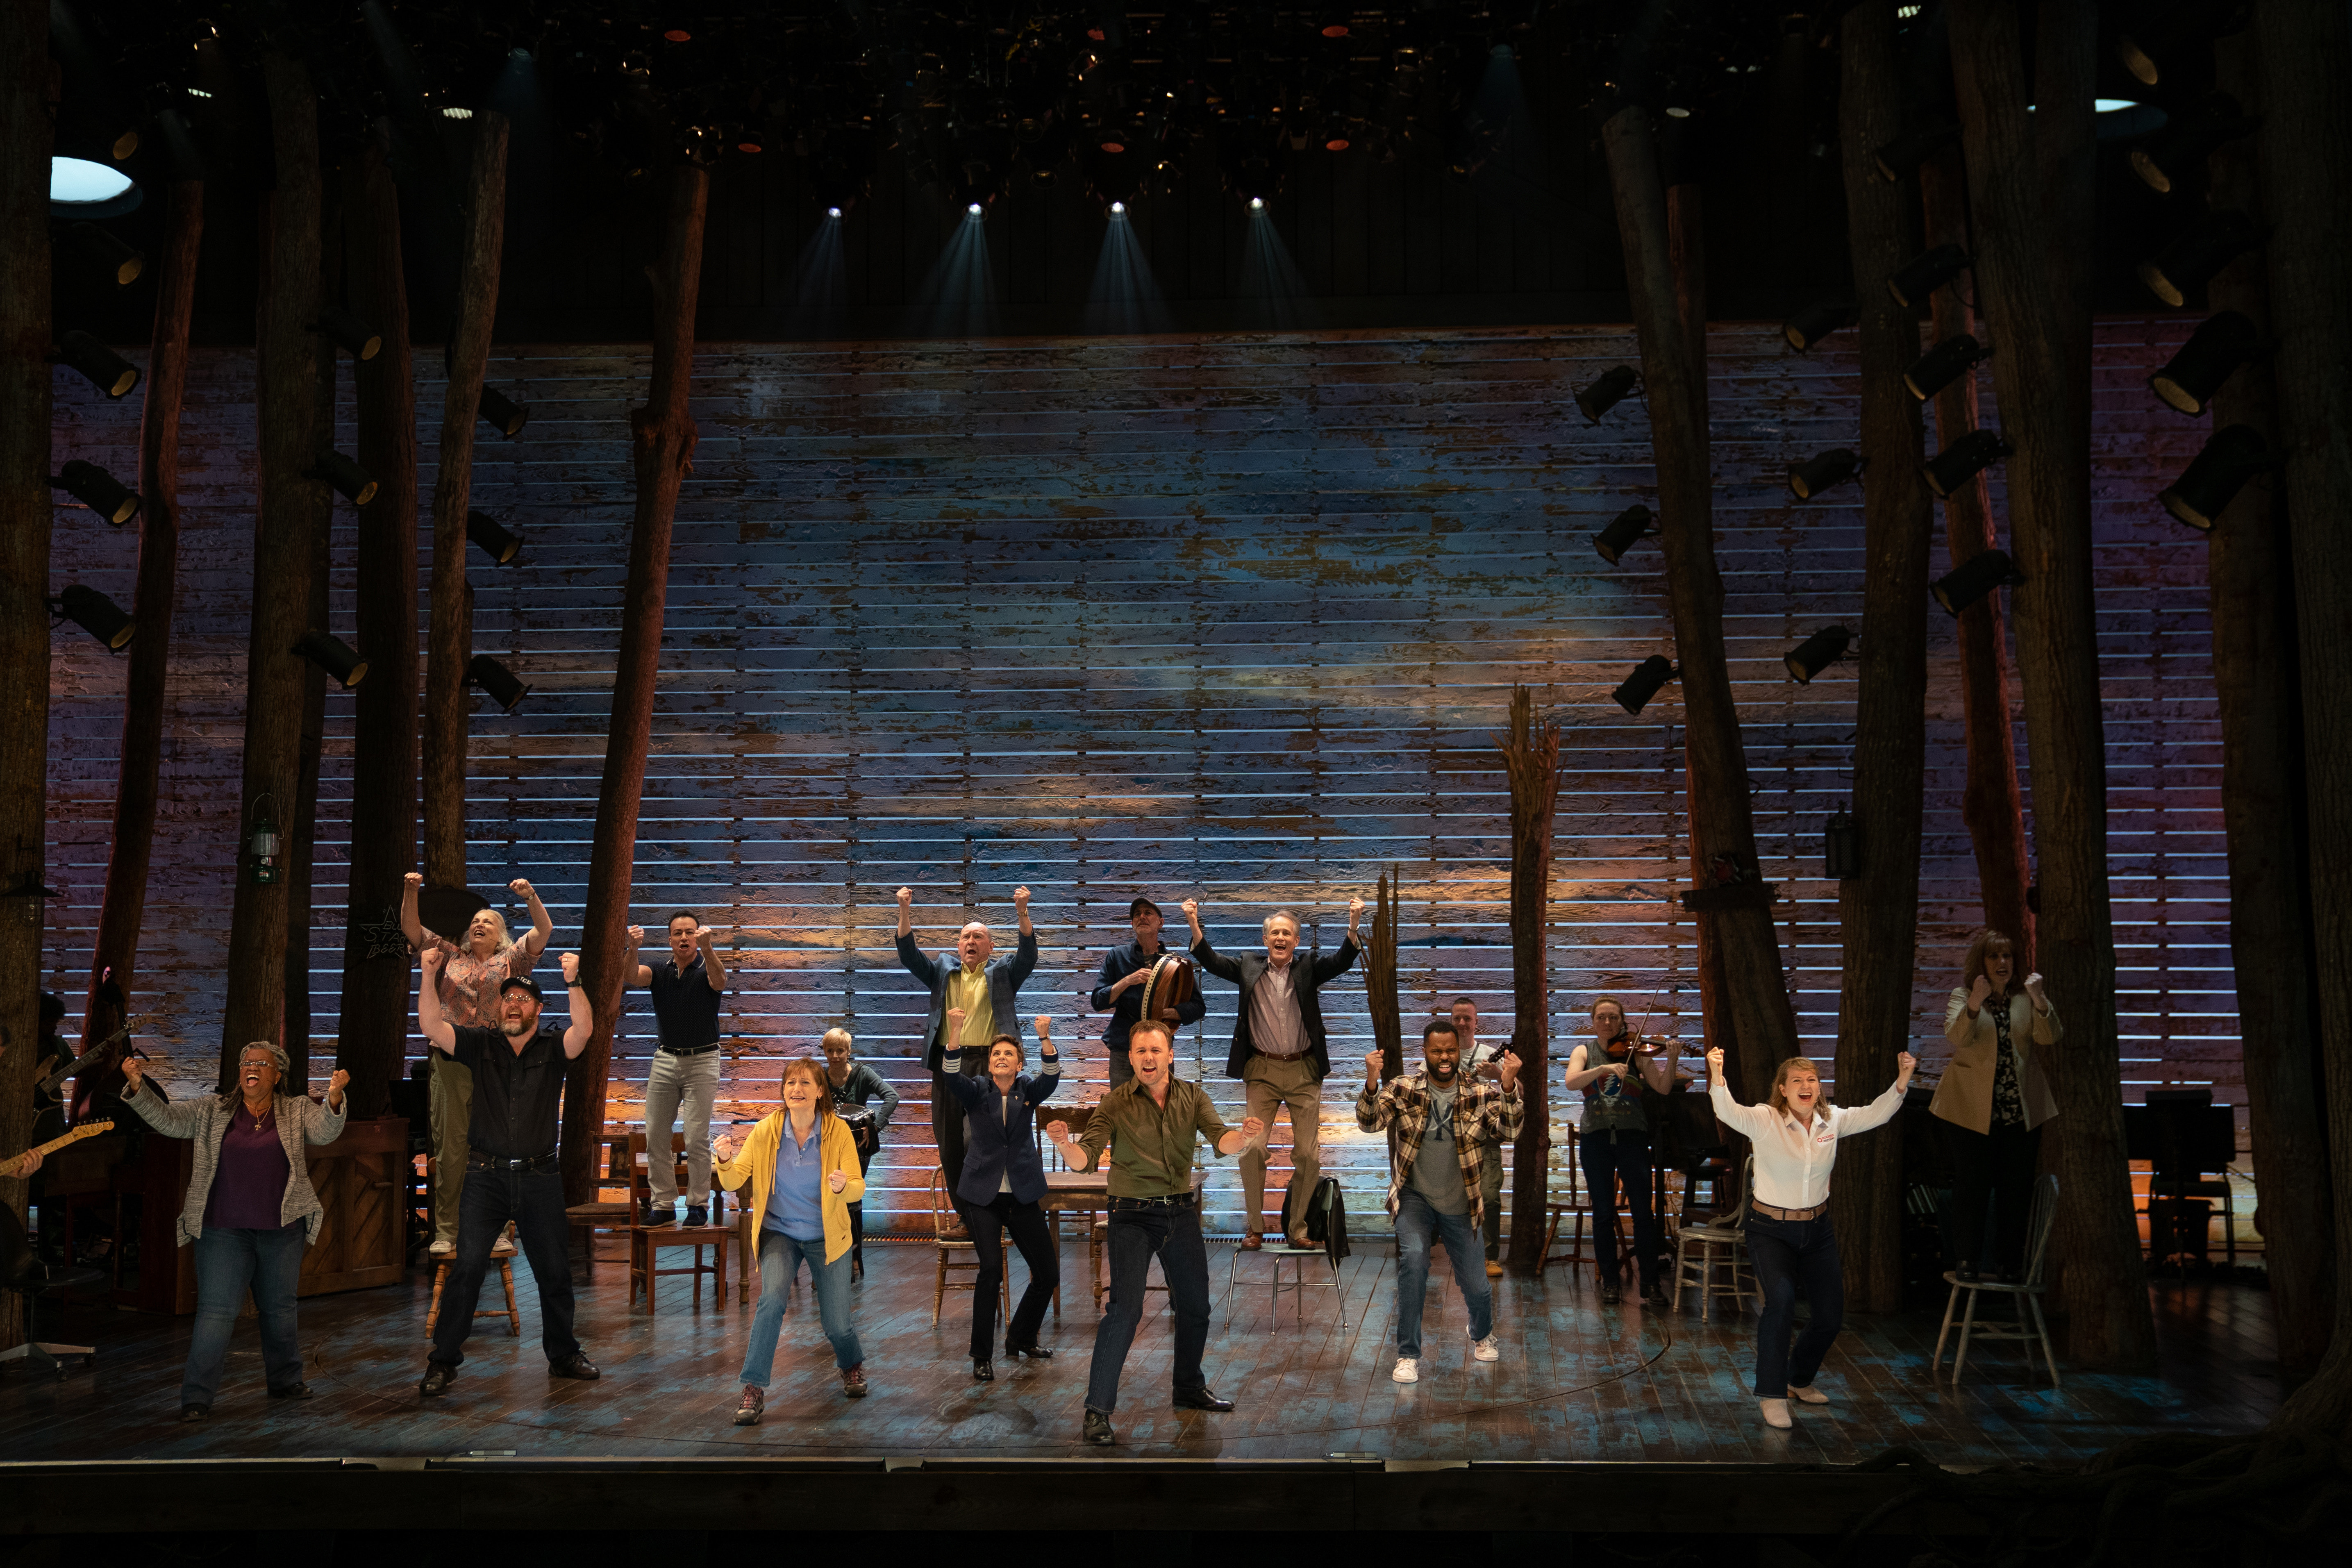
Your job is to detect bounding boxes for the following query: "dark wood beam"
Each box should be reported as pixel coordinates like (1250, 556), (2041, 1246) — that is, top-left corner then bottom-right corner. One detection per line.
(1500, 686), (1559, 1276)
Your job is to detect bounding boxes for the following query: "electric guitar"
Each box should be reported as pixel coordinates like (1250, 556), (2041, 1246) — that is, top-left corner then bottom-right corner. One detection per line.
(2, 1120), (116, 1173)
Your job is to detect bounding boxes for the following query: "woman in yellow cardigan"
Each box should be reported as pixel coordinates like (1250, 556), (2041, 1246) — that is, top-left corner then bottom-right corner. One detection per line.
(714, 1055), (868, 1423)
(1934, 929), (2062, 1284)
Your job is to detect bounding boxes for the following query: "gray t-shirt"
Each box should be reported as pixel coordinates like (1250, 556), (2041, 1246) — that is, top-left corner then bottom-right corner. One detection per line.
(1408, 1081), (1471, 1215)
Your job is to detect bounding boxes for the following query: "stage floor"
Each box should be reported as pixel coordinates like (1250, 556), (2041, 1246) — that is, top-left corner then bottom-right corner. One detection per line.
(0, 1236), (2279, 1466)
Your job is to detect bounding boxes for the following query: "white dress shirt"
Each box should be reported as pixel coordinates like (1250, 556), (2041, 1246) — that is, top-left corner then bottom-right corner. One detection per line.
(1707, 1077), (1907, 1211)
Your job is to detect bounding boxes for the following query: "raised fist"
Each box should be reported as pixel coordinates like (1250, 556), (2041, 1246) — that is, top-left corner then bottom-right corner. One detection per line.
(2022, 972), (2047, 1003)
(1045, 1120), (1072, 1144)
(1365, 1049), (1384, 1080)
(827, 1169), (848, 1193)
(1705, 1046), (1725, 1076)
(404, 871), (424, 888)
(1181, 897), (1200, 918)
(509, 878), (535, 899)
(714, 1133), (741, 1162)
(947, 1007), (967, 1029)
(1033, 1014), (1052, 1038)
(1896, 1051), (1918, 1077)
(1347, 896), (1366, 918)
(693, 925), (716, 945)
(1497, 1049), (1521, 1091)
(896, 886), (914, 907)
(1013, 886), (1031, 908)
(1968, 973), (1994, 1009)
(122, 1057), (145, 1091)
(328, 1069), (350, 1094)
(560, 952), (581, 984)
(421, 947), (446, 974)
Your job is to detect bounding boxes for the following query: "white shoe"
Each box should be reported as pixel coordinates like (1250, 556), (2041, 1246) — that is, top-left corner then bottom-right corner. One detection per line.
(1759, 1397), (1793, 1429)
(1468, 1330), (1500, 1363)
(1789, 1384), (1829, 1405)
(1391, 1357), (1421, 1384)
(428, 1241), (454, 1257)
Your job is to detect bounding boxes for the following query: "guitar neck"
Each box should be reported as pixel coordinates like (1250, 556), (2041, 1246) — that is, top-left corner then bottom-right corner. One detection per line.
(11, 1121), (115, 1164)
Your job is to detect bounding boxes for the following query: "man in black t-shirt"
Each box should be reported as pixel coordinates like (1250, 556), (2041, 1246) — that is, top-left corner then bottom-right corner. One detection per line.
(415, 950), (600, 1396)
(626, 911), (729, 1225)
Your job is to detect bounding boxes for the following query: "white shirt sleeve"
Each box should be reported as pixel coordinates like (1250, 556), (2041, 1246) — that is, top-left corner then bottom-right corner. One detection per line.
(1707, 1077), (1773, 1139)
(1832, 1077), (1908, 1139)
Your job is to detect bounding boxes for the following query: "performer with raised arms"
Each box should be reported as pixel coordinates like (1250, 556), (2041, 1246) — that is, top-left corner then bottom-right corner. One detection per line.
(1090, 897), (1207, 1087)
(895, 884), (1036, 1193)
(939, 1014), (1061, 1380)
(624, 911), (730, 1227)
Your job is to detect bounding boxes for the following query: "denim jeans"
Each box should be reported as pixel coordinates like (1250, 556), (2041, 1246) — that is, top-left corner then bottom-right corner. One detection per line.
(1085, 1202), (1211, 1414)
(1393, 1187), (1492, 1358)
(741, 1229), (864, 1382)
(1480, 1157), (1505, 1259)
(965, 1193), (1059, 1358)
(182, 1223), (306, 1409)
(430, 1166), (579, 1370)
(643, 1049), (722, 1206)
(1744, 1211), (1845, 1396)
(1580, 1131), (1662, 1288)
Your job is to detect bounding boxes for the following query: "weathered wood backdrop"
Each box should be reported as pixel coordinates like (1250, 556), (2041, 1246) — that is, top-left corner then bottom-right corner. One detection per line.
(41, 318), (2220, 1232)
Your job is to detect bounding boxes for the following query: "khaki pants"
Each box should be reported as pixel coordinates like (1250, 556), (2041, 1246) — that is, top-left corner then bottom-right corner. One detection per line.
(1240, 1053), (1323, 1240)
(428, 1053), (473, 1248)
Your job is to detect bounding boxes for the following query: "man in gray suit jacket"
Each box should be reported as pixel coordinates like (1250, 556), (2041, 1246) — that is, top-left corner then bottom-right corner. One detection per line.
(895, 884), (1037, 1191)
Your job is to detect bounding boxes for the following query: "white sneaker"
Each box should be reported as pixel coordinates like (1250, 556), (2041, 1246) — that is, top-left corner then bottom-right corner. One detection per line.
(428, 1241), (454, 1257)
(1391, 1357), (1421, 1384)
(1468, 1330), (1500, 1363)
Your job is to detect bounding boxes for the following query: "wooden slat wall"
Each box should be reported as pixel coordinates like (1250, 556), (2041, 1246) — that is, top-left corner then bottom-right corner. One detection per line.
(40, 318), (2227, 1232)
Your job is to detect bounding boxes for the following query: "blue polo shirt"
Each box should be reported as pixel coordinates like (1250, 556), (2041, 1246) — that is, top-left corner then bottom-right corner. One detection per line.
(764, 1116), (826, 1242)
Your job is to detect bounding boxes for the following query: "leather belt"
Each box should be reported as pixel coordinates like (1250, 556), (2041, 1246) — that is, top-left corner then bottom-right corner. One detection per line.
(1750, 1199), (1829, 1222)
(1110, 1192), (1199, 1211)
(469, 1152), (558, 1173)
(658, 1043), (720, 1056)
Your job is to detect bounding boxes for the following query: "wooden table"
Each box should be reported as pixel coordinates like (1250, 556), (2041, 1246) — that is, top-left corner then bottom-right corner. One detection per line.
(1040, 1168), (1207, 1311)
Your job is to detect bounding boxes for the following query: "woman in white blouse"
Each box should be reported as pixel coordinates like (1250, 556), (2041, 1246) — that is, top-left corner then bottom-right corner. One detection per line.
(1706, 1044), (1915, 1430)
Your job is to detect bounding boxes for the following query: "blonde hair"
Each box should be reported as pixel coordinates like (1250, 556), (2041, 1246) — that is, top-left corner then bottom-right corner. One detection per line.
(1962, 929), (2018, 997)
(1767, 1057), (1834, 1120)
(464, 906), (516, 956)
(820, 1027), (853, 1053)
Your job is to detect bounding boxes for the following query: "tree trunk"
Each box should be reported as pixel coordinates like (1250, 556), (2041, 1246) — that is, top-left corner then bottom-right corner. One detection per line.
(1603, 104), (1798, 1107)
(220, 55), (327, 1082)
(423, 113), (508, 888)
(1919, 149), (2034, 963)
(1830, 0), (1933, 1316)
(1500, 687), (1560, 1275)
(1949, 0), (2155, 1368)
(0, 0), (55, 1351)
(282, 337), (331, 1088)
(337, 134), (419, 1119)
(76, 178), (200, 1110)
(1366, 868), (1402, 1086)
(561, 163), (709, 1207)
(2257, 0), (2352, 1433)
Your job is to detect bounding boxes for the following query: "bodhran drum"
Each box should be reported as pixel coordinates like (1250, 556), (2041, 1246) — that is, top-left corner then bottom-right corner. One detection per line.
(835, 1104), (879, 1157)
(1137, 953), (1197, 1024)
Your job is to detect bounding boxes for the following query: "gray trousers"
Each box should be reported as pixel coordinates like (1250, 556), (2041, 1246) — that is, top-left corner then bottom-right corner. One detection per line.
(644, 1049), (722, 1206)
(428, 1054), (473, 1247)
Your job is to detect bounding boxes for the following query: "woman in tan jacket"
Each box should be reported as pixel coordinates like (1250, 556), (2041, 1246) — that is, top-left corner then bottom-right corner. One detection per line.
(1933, 929), (2061, 1284)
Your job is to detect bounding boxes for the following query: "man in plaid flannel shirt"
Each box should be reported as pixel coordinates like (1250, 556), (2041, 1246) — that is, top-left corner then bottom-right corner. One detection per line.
(1356, 1019), (1524, 1384)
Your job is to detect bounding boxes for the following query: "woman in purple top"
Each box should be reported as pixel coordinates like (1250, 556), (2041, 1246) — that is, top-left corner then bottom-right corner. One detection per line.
(122, 1041), (348, 1421)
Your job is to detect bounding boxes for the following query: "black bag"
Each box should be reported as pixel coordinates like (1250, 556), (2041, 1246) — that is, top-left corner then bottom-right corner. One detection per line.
(1280, 1175), (1352, 1261)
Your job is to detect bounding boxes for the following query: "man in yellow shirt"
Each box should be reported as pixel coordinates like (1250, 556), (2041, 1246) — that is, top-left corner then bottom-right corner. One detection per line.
(895, 884), (1037, 1192)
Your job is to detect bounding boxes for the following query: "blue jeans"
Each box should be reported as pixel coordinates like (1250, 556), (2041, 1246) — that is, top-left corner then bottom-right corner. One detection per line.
(1085, 1202), (1211, 1414)
(1393, 1188), (1493, 1358)
(741, 1229), (864, 1383)
(1744, 1212), (1845, 1396)
(183, 1224), (306, 1409)
(1581, 1131), (1661, 1288)
(431, 1166), (578, 1369)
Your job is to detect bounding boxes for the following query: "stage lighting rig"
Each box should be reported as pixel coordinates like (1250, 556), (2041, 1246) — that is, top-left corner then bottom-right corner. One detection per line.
(1886, 244), (1970, 308)
(49, 585), (135, 650)
(1932, 548), (2020, 616)
(307, 452), (379, 507)
(60, 222), (142, 286)
(2148, 311), (2262, 416)
(2140, 211), (2261, 308)
(50, 459), (139, 525)
(53, 330), (138, 398)
(1574, 366), (1639, 424)
(1923, 430), (2013, 499)
(2130, 94), (2257, 194)
(466, 511), (523, 564)
(2159, 425), (2271, 531)
(1788, 448), (1862, 500)
(468, 655), (531, 713)
(310, 305), (382, 360)
(1613, 655), (1680, 716)
(1783, 300), (1857, 352)
(1593, 504), (1654, 565)
(293, 631), (369, 689)
(478, 386), (530, 438)
(1784, 626), (1853, 684)
(1872, 124), (1957, 183)
(1904, 335), (1989, 401)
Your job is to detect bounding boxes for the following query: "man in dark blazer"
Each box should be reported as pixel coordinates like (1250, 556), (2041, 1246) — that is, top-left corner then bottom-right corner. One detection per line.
(1184, 893), (1364, 1248)
(895, 884), (1036, 1191)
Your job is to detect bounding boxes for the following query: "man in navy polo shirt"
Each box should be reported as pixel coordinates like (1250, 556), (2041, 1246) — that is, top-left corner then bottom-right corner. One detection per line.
(627, 911), (730, 1225)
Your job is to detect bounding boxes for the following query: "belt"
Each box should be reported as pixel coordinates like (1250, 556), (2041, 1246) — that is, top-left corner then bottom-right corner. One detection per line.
(469, 1152), (558, 1173)
(1750, 1199), (1828, 1222)
(658, 1043), (721, 1057)
(1109, 1192), (1199, 1211)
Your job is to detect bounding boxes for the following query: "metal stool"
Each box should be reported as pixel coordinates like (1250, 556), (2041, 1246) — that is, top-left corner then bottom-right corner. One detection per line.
(1227, 1240), (1348, 1330)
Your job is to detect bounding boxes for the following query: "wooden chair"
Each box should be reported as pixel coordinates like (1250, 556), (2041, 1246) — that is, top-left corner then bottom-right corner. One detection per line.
(566, 1127), (636, 1274)
(427, 1230), (520, 1337)
(932, 1168), (1010, 1327)
(1034, 1104), (1097, 1318)
(626, 1131), (732, 1312)
(1933, 1173), (2062, 1387)
(1670, 1155), (1757, 1321)
(1540, 1158), (1632, 1282)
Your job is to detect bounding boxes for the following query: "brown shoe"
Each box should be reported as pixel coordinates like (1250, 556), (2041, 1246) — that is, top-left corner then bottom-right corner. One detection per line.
(1241, 1232), (1263, 1251)
(841, 1365), (869, 1399)
(733, 1385), (764, 1426)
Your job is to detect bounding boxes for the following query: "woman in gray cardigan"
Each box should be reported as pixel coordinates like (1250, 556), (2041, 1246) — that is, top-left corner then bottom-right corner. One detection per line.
(122, 1041), (348, 1420)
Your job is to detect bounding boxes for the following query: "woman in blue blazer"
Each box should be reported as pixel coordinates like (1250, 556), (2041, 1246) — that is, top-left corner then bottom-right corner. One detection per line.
(942, 1012), (1061, 1380)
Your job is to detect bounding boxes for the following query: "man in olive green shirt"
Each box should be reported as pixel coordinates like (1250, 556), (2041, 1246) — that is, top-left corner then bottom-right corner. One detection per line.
(1048, 1020), (1263, 1446)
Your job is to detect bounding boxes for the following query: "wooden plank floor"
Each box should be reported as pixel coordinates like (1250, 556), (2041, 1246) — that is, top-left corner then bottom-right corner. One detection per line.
(0, 1235), (2280, 1465)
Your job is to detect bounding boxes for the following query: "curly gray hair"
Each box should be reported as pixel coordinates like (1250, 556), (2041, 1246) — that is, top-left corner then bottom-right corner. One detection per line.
(235, 1039), (293, 1084)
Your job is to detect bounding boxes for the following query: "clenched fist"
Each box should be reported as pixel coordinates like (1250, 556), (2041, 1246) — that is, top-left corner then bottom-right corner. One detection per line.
(1365, 1049), (1384, 1082)
(896, 886), (914, 907)
(628, 925), (646, 946)
(509, 878), (536, 900)
(560, 952), (581, 984)
(1705, 1046), (1725, 1077)
(827, 1169), (848, 1193)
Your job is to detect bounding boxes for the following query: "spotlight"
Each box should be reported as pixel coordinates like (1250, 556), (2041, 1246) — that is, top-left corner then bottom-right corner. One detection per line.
(61, 222), (143, 285)
(2148, 311), (2261, 416)
(1923, 429), (2014, 498)
(50, 584), (135, 650)
(827, 206), (843, 218)
(1593, 504), (1654, 565)
(1613, 655), (1680, 716)
(1932, 548), (2020, 616)
(1574, 366), (1639, 424)
(2130, 94), (2254, 194)
(1783, 300), (1858, 352)
(967, 202), (983, 216)
(2159, 424), (2270, 531)
(1109, 200), (1126, 216)
(1904, 334), (1989, 401)
(2138, 210), (2260, 308)
(477, 385), (529, 437)
(465, 510), (523, 564)
(1873, 124), (1958, 183)
(309, 305), (382, 360)
(468, 654), (530, 711)
(48, 155), (139, 218)
(1886, 243), (1970, 307)
(1784, 626), (1854, 684)
(2118, 4), (2234, 89)
(50, 459), (140, 524)
(293, 630), (368, 689)
(307, 450), (378, 507)
(53, 330), (139, 397)
(1788, 448), (1863, 500)
(1249, 196), (1265, 210)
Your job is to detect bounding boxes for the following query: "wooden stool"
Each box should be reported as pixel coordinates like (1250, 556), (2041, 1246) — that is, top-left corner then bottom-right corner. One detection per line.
(427, 1233), (521, 1337)
(625, 1131), (732, 1313)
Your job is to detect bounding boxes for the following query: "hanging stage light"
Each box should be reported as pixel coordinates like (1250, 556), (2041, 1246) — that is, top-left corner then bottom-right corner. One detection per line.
(1872, 124), (1957, 183)
(1613, 654), (1680, 716)
(309, 305), (382, 360)
(1788, 448), (1863, 500)
(1823, 805), (1860, 879)
(2159, 424), (2271, 531)
(293, 630), (369, 689)
(1593, 503), (1654, 565)
(61, 222), (142, 285)
(1923, 429), (2014, 499)
(1904, 334), (1988, 401)
(478, 384), (529, 437)
(50, 459), (140, 524)
(2130, 93), (2254, 194)
(466, 510), (523, 564)
(2138, 210), (2260, 308)
(467, 654), (531, 712)
(1784, 625), (1854, 684)
(2118, 3), (2234, 89)
(307, 451), (379, 506)
(1782, 300), (1858, 352)
(1932, 548), (2020, 616)
(2148, 311), (2261, 416)
(1574, 365), (1639, 424)
(50, 584), (135, 650)
(53, 330), (138, 397)
(1886, 243), (1970, 308)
